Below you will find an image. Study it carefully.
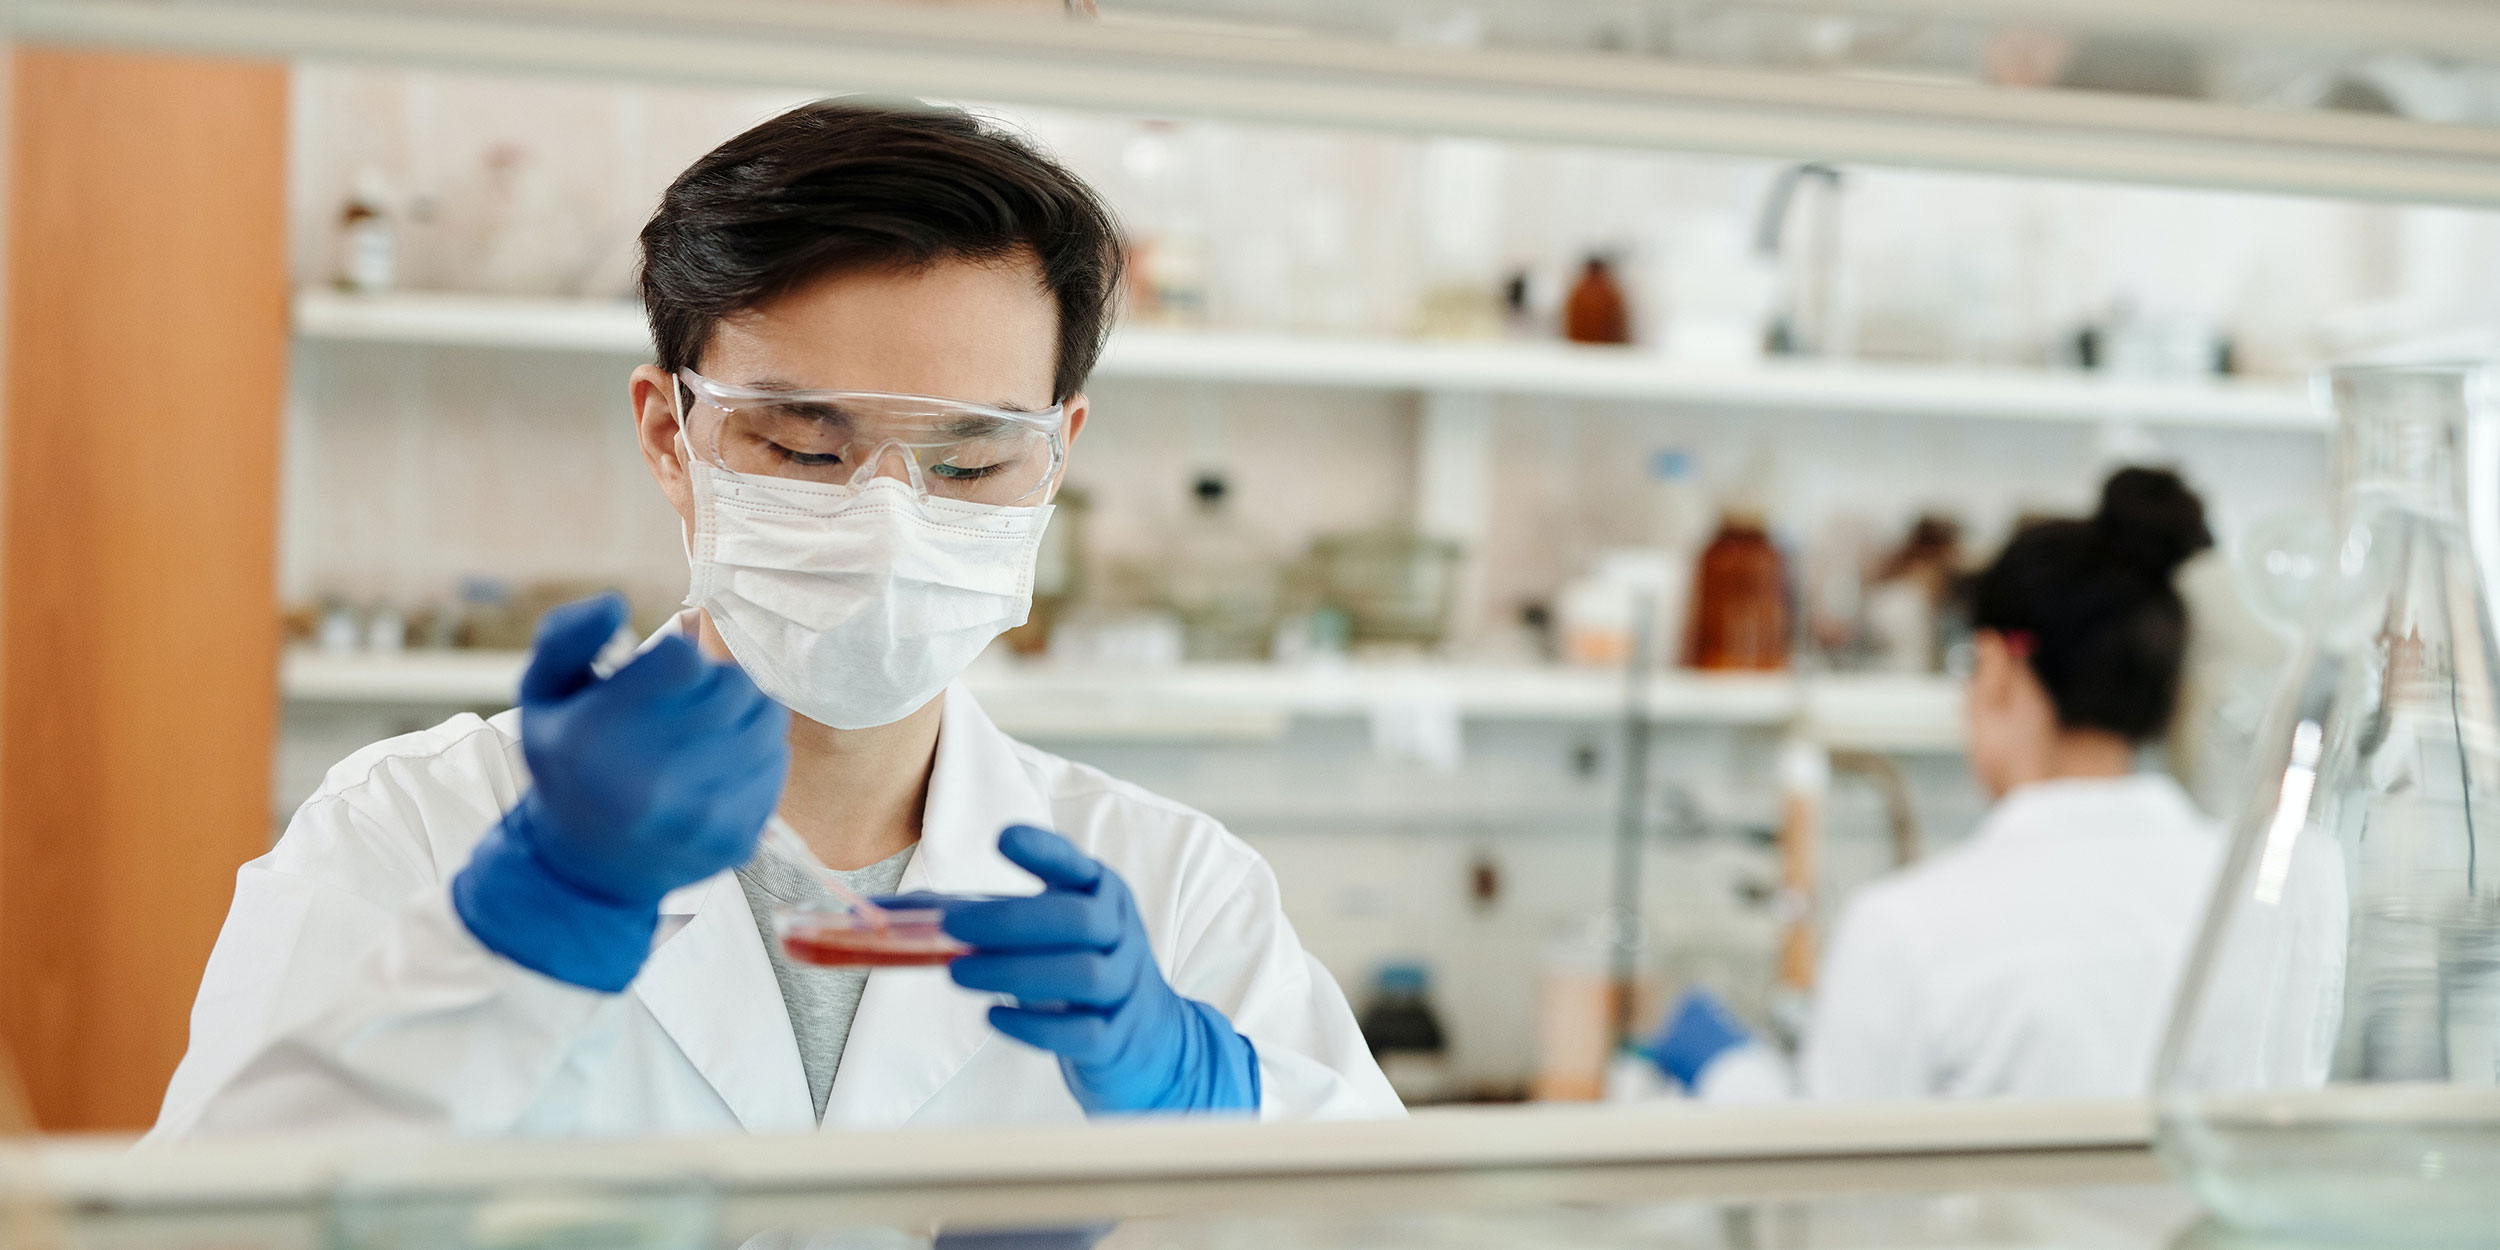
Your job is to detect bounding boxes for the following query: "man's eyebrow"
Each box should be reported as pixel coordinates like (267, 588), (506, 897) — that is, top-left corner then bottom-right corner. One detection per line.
(938, 414), (1021, 439)
(775, 401), (853, 423)
(739, 375), (814, 394)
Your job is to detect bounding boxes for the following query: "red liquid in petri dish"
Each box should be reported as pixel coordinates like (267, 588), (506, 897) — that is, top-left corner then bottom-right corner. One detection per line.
(777, 911), (967, 968)
(780, 932), (963, 967)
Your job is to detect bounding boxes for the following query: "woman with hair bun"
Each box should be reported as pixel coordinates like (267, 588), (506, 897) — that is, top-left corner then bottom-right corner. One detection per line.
(1655, 467), (2230, 1101)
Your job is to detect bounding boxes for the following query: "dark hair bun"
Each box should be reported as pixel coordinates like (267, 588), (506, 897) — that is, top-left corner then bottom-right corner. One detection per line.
(2093, 466), (2213, 577)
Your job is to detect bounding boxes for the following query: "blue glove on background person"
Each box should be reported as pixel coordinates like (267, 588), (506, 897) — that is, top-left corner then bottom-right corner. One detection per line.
(1644, 988), (1755, 1089)
(940, 825), (1260, 1115)
(454, 593), (790, 992)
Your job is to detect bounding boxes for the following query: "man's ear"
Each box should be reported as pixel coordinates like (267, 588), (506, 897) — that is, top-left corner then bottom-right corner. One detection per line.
(630, 363), (693, 521)
(1044, 393), (1088, 502)
(1061, 392), (1088, 450)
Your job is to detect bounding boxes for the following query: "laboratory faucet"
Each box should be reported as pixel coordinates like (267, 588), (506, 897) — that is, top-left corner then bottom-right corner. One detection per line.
(1755, 162), (1846, 358)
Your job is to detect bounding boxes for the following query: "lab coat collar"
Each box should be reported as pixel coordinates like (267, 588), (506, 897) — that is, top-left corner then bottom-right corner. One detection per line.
(821, 682), (1053, 1128)
(1979, 772), (2205, 845)
(631, 871), (816, 1134)
(634, 661), (1052, 1132)
(902, 682), (1058, 896)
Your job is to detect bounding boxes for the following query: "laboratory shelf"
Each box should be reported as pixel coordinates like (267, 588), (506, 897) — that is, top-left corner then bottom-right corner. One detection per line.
(37, 0), (2500, 207)
(279, 648), (1966, 750)
(294, 289), (2321, 431)
(1097, 331), (2323, 431)
(280, 648), (529, 705)
(294, 288), (647, 354)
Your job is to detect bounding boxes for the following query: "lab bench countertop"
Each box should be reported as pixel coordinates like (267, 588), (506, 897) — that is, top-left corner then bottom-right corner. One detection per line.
(31, 1098), (2221, 1249)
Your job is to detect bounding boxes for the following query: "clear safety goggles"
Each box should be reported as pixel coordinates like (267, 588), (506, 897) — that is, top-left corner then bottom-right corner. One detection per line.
(675, 369), (1066, 508)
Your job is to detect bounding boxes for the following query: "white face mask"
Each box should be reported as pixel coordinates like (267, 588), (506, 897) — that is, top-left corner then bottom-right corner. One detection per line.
(683, 456), (1052, 730)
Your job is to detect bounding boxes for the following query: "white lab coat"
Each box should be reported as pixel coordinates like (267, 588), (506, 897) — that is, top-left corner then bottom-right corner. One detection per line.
(1793, 773), (2225, 1100)
(149, 684), (1402, 1140)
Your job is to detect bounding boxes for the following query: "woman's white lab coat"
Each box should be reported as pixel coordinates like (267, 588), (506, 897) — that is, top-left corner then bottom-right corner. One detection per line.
(1791, 773), (2224, 1100)
(149, 685), (1402, 1139)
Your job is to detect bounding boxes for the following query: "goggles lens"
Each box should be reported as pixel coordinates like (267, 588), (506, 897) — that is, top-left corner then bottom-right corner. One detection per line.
(677, 369), (1063, 506)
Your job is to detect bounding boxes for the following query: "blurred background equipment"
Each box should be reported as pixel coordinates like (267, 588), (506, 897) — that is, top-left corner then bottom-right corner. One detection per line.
(1686, 508), (1790, 672)
(1304, 530), (1464, 653)
(1756, 162), (1849, 359)
(1863, 515), (1966, 674)
(1561, 254), (1633, 346)
(1355, 962), (1454, 1106)
(1002, 485), (1091, 657)
(1164, 473), (1282, 660)
(2160, 362), (2500, 1246)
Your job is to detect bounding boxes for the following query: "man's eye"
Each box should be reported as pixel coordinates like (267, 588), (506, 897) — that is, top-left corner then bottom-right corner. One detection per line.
(773, 444), (842, 468)
(929, 461), (1001, 481)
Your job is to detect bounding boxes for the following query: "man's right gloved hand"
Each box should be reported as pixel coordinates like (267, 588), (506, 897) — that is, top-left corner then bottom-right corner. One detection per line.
(452, 593), (789, 992)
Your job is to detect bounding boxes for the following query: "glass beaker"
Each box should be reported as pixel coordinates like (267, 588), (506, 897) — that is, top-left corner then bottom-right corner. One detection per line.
(2157, 362), (2500, 1246)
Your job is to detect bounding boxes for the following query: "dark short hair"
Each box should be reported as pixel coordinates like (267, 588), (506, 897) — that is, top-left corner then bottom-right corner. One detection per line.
(1971, 467), (2214, 743)
(639, 98), (1124, 402)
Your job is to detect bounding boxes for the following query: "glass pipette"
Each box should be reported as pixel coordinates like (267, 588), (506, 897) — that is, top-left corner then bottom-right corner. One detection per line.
(761, 814), (892, 926)
(589, 625), (890, 926)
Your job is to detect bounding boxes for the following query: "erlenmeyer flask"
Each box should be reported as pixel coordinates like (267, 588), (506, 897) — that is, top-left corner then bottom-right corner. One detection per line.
(2158, 362), (2500, 1245)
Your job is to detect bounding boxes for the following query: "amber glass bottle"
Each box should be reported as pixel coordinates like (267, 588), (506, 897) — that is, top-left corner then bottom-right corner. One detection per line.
(1686, 511), (1789, 671)
(1562, 256), (1631, 345)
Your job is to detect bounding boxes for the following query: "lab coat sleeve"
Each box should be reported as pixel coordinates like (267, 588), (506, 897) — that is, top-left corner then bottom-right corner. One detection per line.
(1797, 893), (1930, 1100)
(147, 794), (628, 1141)
(1166, 854), (1406, 1120)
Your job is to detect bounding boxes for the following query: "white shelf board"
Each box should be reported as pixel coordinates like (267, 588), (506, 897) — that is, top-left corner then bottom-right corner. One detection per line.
(281, 648), (528, 705)
(294, 290), (2321, 431)
(1804, 673), (1970, 754)
(1099, 330), (2322, 430)
(279, 649), (1964, 750)
(296, 288), (650, 353)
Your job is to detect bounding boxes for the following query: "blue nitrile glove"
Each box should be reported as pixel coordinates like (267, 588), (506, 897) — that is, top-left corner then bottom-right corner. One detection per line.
(453, 593), (789, 992)
(1644, 988), (1755, 1090)
(941, 825), (1260, 1116)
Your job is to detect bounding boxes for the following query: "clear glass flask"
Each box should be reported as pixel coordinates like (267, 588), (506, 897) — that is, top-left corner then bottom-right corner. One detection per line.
(2158, 363), (2500, 1246)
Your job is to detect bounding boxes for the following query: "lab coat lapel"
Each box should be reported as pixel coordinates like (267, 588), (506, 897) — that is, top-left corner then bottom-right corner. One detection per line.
(821, 684), (1052, 1128)
(633, 872), (815, 1133)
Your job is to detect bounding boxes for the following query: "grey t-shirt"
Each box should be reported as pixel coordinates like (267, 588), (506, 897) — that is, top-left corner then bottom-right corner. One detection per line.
(735, 842), (917, 1123)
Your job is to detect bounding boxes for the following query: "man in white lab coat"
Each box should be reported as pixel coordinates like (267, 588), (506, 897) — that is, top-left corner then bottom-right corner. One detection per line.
(151, 100), (1400, 1138)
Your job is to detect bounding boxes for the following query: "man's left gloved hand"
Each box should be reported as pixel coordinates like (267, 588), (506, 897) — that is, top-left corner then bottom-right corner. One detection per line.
(940, 825), (1259, 1115)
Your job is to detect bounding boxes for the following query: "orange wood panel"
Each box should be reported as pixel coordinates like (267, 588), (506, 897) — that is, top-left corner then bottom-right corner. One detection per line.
(0, 47), (289, 1131)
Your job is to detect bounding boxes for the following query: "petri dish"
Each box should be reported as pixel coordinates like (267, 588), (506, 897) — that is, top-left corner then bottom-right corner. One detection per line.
(774, 904), (970, 968)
